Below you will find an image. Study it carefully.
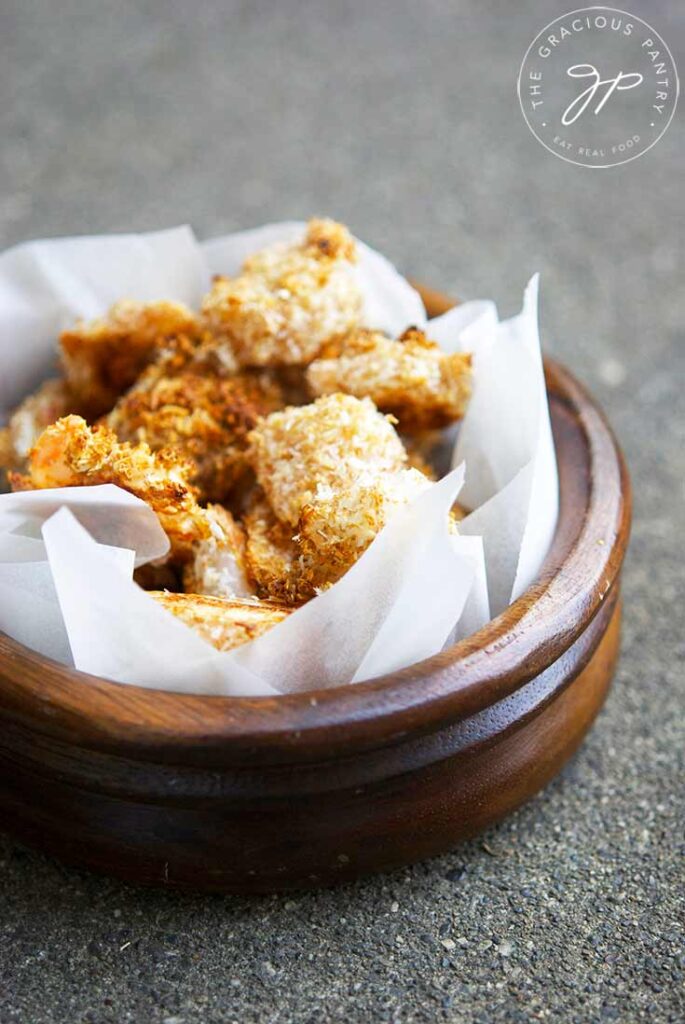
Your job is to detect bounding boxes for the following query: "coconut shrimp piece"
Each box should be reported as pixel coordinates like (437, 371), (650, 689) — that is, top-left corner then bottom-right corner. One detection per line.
(12, 415), (210, 561)
(244, 467), (438, 602)
(247, 393), (407, 526)
(296, 467), (434, 590)
(307, 327), (473, 430)
(150, 592), (290, 652)
(182, 503), (253, 599)
(0, 379), (75, 474)
(60, 299), (199, 417)
(201, 219), (363, 367)
(106, 363), (283, 503)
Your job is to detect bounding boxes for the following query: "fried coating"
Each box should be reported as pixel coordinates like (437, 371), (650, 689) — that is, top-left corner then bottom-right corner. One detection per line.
(243, 493), (312, 605)
(296, 467), (434, 590)
(0, 379), (76, 473)
(307, 327), (473, 430)
(183, 503), (253, 599)
(60, 300), (199, 417)
(201, 219), (363, 367)
(13, 415), (210, 561)
(247, 394), (407, 527)
(244, 465), (438, 601)
(106, 362), (283, 502)
(150, 592), (289, 652)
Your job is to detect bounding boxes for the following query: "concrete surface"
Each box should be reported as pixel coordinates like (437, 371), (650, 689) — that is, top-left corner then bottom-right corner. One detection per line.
(0, 1), (683, 1021)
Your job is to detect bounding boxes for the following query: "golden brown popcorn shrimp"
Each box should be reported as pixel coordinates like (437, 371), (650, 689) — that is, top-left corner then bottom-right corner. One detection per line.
(150, 592), (290, 652)
(0, 379), (77, 475)
(306, 327), (473, 430)
(182, 503), (253, 599)
(247, 393), (408, 527)
(60, 299), (200, 417)
(106, 362), (283, 503)
(12, 415), (210, 561)
(201, 219), (363, 367)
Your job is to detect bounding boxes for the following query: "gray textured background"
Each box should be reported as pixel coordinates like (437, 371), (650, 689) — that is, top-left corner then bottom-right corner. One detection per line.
(0, 1), (683, 1022)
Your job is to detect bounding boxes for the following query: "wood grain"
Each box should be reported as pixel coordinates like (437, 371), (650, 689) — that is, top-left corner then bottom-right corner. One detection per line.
(0, 286), (632, 891)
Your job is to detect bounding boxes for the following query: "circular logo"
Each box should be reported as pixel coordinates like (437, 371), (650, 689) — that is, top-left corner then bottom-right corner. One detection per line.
(517, 7), (679, 167)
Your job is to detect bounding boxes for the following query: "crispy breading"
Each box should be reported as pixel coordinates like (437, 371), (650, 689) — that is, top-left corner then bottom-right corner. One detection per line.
(106, 363), (283, 502)
(183, 503), (253, 599)
(247, 393), (408, 526)
(201, 219), (363, 367)
(150, 592), (289, 652)
(60, 299), (200, 416)
(296, 467), (434, 589)
(0, 379), (76, 473)
(307, 327), (473, 430)
(12, 415), (210, 561)
(247, 393), (405, 521)
(244, 465), (438, 601)
(243, 492), (313, 605)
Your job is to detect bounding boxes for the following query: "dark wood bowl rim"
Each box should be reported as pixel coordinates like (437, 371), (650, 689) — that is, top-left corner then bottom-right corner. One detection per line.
(0, 286), (631, 764)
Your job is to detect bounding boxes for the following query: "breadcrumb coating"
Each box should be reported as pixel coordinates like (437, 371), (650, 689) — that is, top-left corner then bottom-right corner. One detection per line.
(13, 415), (211, 560)
(247, 393), (408, 526)
(243, 492), (314, 605)
(307, 327), (473, 430)
(0, 378), (75, 473)
(182, 503), (253, 599)
(201, 219), (363, 367)
(60, 300), (199, 417)
(150, 592), (289, 652)
(296, 467), (434, 589)
(106, 363), (283, 502)
(244, 464), (440, 601)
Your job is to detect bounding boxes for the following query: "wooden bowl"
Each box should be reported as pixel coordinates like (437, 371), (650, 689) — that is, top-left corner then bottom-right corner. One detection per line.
(0, 287), (631, 893)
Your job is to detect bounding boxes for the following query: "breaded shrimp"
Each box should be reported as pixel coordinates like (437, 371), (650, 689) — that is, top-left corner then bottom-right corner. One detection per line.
(106, 362), (283, 502)
(182, 503), (253, 599)
(60, 299), (199, 417)
(12, 415), (210, 561)
(201, 219), (363, 367)
(243, 492), (312, 605)
(296, 467), (434, 590)
(150, 592), (289, 652)
(306, 327), (473, 430)
(0, 379), (76, 473)
(247, 393), (407, 526)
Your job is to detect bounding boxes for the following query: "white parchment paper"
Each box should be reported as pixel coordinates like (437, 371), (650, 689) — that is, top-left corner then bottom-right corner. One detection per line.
(429, 275), (559, 614)
(0, 224), (557, 694)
